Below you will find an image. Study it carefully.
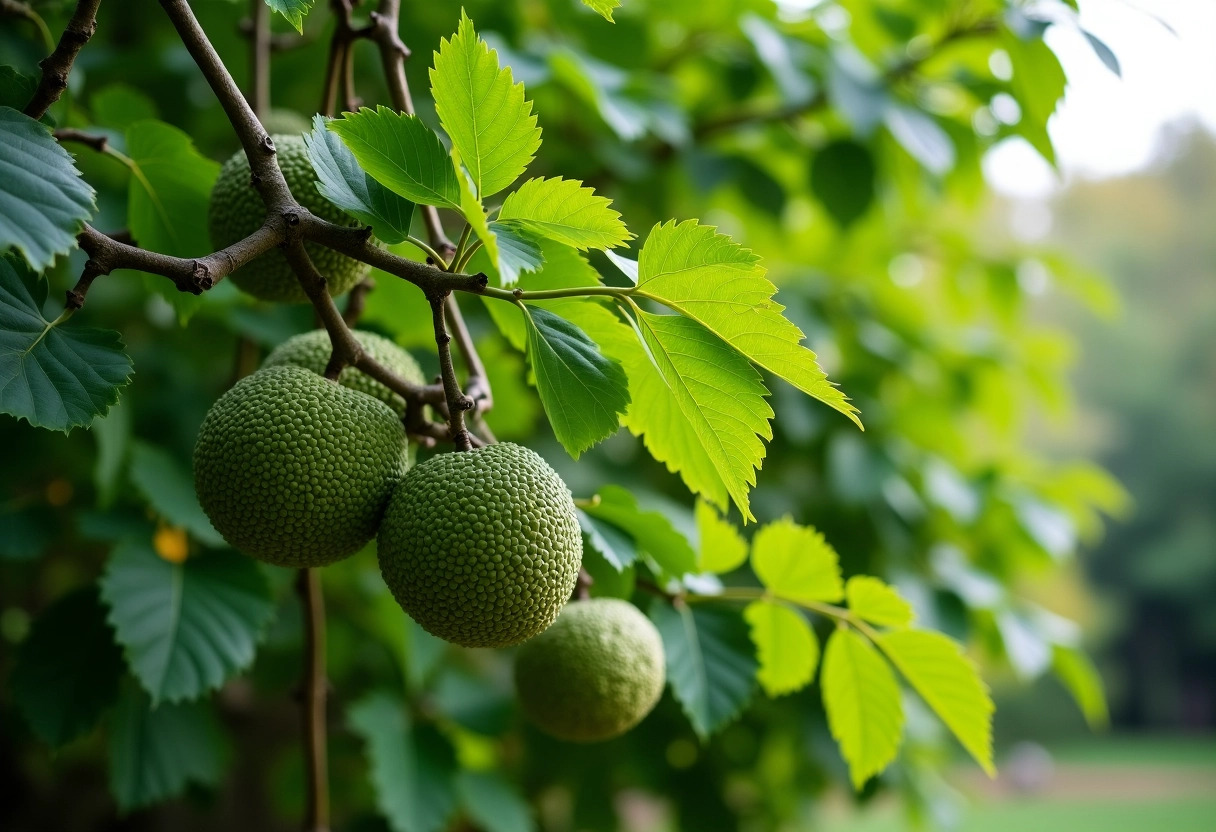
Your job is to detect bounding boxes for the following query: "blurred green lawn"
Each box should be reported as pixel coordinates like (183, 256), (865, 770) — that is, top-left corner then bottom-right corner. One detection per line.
(821, 737), (1216, 832)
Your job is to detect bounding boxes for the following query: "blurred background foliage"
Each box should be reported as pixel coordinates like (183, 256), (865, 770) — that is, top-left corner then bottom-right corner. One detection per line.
(1, 0), (1211, 830)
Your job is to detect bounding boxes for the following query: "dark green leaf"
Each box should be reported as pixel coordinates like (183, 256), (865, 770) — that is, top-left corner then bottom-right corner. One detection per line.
(0, 255), (133, 432)
(100, 541), (275, 703)
(305, 114), (415, 244)
(0, 106), (96, 271)
(582, 485), (696, 577)
(92, 400), (130, 508)
(0, 67), (37, 112)
(809, 140), (875, 228)
(456, 771), (537, 832)
(108, 684), (225, 812)
(349, 691), (458, 832)
(650, 601), (757, 739)
(91, 83), (158, 129)
(0, 504), (54, 560)
(10, 587), (124, 746)
(522, 305), (629, 458)
(127, 441), (225, 547)
(489, 220), (545, 285)
(578, 508), (638, 571)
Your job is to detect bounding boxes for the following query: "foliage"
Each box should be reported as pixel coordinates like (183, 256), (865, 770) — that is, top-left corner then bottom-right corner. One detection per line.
(0, 1), (1125, 830)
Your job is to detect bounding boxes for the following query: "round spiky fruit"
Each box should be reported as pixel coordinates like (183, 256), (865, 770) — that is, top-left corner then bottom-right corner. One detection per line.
(377, 443), (581, 648)
(208, 134), (368, 303)
(262, 329), (425, 417)
(514, 598), (666, 742)
(193, 366), (408, 567)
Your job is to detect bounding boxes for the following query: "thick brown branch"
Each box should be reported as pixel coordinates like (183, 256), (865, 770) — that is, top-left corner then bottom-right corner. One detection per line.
(24, 0), (101, 120)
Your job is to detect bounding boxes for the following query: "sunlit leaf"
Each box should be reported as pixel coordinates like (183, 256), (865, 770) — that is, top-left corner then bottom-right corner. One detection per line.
(1052, 644), (1108, 729)
(499, 177), (631, 251)
(696, 499), (747, 574)
(751, 517), (844, 603)
(264, 0), (314, 34)
(744, 600), (819, 696)
(581, 0), (621, 22)
(821, 627), (904, 789)
(846, 576), (914, 628)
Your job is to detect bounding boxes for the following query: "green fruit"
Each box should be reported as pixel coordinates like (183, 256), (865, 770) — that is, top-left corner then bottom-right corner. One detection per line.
(208, 134), (368, 303)
(377, 443), (581, 648)
(260, 109), (312, 136)
(262, 329), (425, 417)
(514, 598), (666, 742)
(193, 366), (408, 567)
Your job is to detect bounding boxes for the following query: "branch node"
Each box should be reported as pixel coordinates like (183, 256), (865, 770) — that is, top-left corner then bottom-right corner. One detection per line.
(475, 272), (489, 288)
(260, 133), (276, 154)
(512, 287), (523, 299)
(284, 211), (301, 226)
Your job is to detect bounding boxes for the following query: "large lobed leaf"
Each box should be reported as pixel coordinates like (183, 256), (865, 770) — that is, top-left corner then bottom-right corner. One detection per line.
(429, 11), (541, 198)
(0, 106), (96, 272)
(499, 177), (631, 251)
(636, 220), (860, 429)
(0, 256), (133, 432)
(650, 601), (757, 740)
(821, 627), (904, 789)
(100, 541), (275, 703)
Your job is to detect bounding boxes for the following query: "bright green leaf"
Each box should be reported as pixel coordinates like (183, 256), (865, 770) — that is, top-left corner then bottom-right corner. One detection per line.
(456, 771), (537, 832)
(264, 0), (314, 34)
(744, 600), (819, 697)
(100, 541), (275, 703)
(305, 114), (415, 244)
(0, 255), (133, 432)
(1052, 644), (1108, 729)
(0, 106), (96, 271)
(650, 601), (757, 740)
(328, 106), (461, 210)
(636, 220), (860, 430)
(498, 177), (631, 251)
(846, 575), (914, 628)
(582, 0), (621, 22)
(108, 684), (225, 812)
(582, 484), (696, 577)
(877, 629), (995, 775)
(521, 305), (628, 458)
(10, 587), (124, 746)
(480, 239), (604, 346)
(1004, 32), (1066, 166)
(127, 442), (225, 548)
(751, 517), (844, 603)
(349, 691), (458, 832)
(453, 147), (501, 275)
(429, 11), (541, 197)
(696, 499), (747, 574)
(488, 220), (545, 285)
(822, 627), (904, 789)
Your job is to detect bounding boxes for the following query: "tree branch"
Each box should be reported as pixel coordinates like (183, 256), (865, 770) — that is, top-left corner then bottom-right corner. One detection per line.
(53, 127), (108, 152)
(298, 568), (330, 832)
(248, 0), (270, 118)
(343, 276), (375, 325)
(23, 0), (102, 120)
(429, 293), (473, 451)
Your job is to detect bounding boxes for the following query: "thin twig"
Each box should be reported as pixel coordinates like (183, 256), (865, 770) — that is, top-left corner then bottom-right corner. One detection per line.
(53, 128), (108, 152)
(298, 568), (330, 832)
(23, 0), (102, 120)
(343, 276), (375, 325)
(429, 293), (473, 451)
(248, 0), (270, 118)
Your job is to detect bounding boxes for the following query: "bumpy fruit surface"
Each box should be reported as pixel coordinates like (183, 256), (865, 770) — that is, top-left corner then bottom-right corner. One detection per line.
(377, 443), (581, 648)
(208, 134), (368, 303)
(263, 329), (424, 417)
(193, 366), (408, 567)
(514, 598), (666, 742)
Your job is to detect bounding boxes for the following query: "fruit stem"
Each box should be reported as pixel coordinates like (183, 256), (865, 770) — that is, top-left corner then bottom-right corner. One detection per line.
(298, 568), (331, 832)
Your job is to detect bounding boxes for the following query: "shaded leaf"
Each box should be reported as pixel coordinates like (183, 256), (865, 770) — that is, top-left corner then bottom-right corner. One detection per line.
(92, 400), (130, 508)
(744, 600), (819, 697)
(578, 508), (638, 571)
(10, 587), (124, 746)
(1082, 30), (1120, 77)
(91, 83), (158, 129)
(846, 576), (914, 628)
(582, 484), (696, 577)
(751, 517), (844, 603)
(101, 541), (274, 703)
(822, 627), (904, 789)
(456, 771), (537, 832)
(0, 256), (132, 432)
(650, 601), (757, 739)
(499, 177), (631, 251)
(1052, 643), (1108, 729)
(127, 442), (225, 548)
(0, 106), (96, 271)
(810, 140), (875, 228)
(0, 66), (37, 112)
(696, 499), (747, 574)
(488, 220), (545, 285)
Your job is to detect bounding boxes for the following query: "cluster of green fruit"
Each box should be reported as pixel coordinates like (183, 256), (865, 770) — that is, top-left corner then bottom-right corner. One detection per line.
(199, 138), (665, 741)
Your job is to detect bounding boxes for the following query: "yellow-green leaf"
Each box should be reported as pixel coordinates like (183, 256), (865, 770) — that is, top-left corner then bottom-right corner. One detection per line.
(751, 517), (844, 603)
(846, 576), (915, 628)
(744, 600), (818, 696)
(1052, 644), (1108, 729)
(696, 499), (747, 574)
(499, 177), (631, 251)
(821, 627), (903, 789)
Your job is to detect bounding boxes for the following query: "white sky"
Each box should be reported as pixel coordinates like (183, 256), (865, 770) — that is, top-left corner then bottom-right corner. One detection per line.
(984, 0), (1216, 198)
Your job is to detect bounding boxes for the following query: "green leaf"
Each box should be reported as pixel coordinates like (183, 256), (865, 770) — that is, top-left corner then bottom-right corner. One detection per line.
(305, 114), (415, 244)
(10, 587), (124, 746)
(125, 119), (220, 259)
(0, 66), (38, 112)
(582, 484), (696, 577)
(635, 220), (860, 430)
(821, 627), (904, 789)
(0, 255), (133, 432)
(744, 600), (819, 697)
(127, 442), (225, 548)
(349, 691), (458, 832)
(696, 499), (747, 574)
(264, 0), (314, 34)
(751, 517), (844, 603)
(810, 140), (875, 228)
(883, 104), (954, 175)
(108, 684), (225, 812)
(521, 305), (629, 458)
(581, 539), (636, 600)
(0, 504), (53, 560)
(92, 400), (130, 508)
(846, 576), (914, 628)
(100, 541), (275, 703)
(0, 106), (96, 271)
(1052, 644), (1108, 729)
(328, 106), (462, 210)
(456, 771), (537, 832)
(582, 0), (621, 22)
(453, 146), (500, 274)
(91, 83), (158, 129)
(498, 177), (631, 251)
(650, 602), (757, 739)
(429, 11), (540, 197)
(1003, 31), (1066, 166)
(480, 239), (605, 346)
(578, 508), (638, 571)
(877, 629), (995, 775)
(633, 309), (772, 521)
(1082, 30), (1120, 77)
(488, 220), (545, 285)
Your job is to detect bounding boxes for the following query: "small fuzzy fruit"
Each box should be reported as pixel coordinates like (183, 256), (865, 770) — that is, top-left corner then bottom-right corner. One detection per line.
(262, 329), (425, 417)
(193, 366), (408, 567)
(377, 443), (581, 648)
(514, 598), (666, 742)
(208, 134), (368, 303)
